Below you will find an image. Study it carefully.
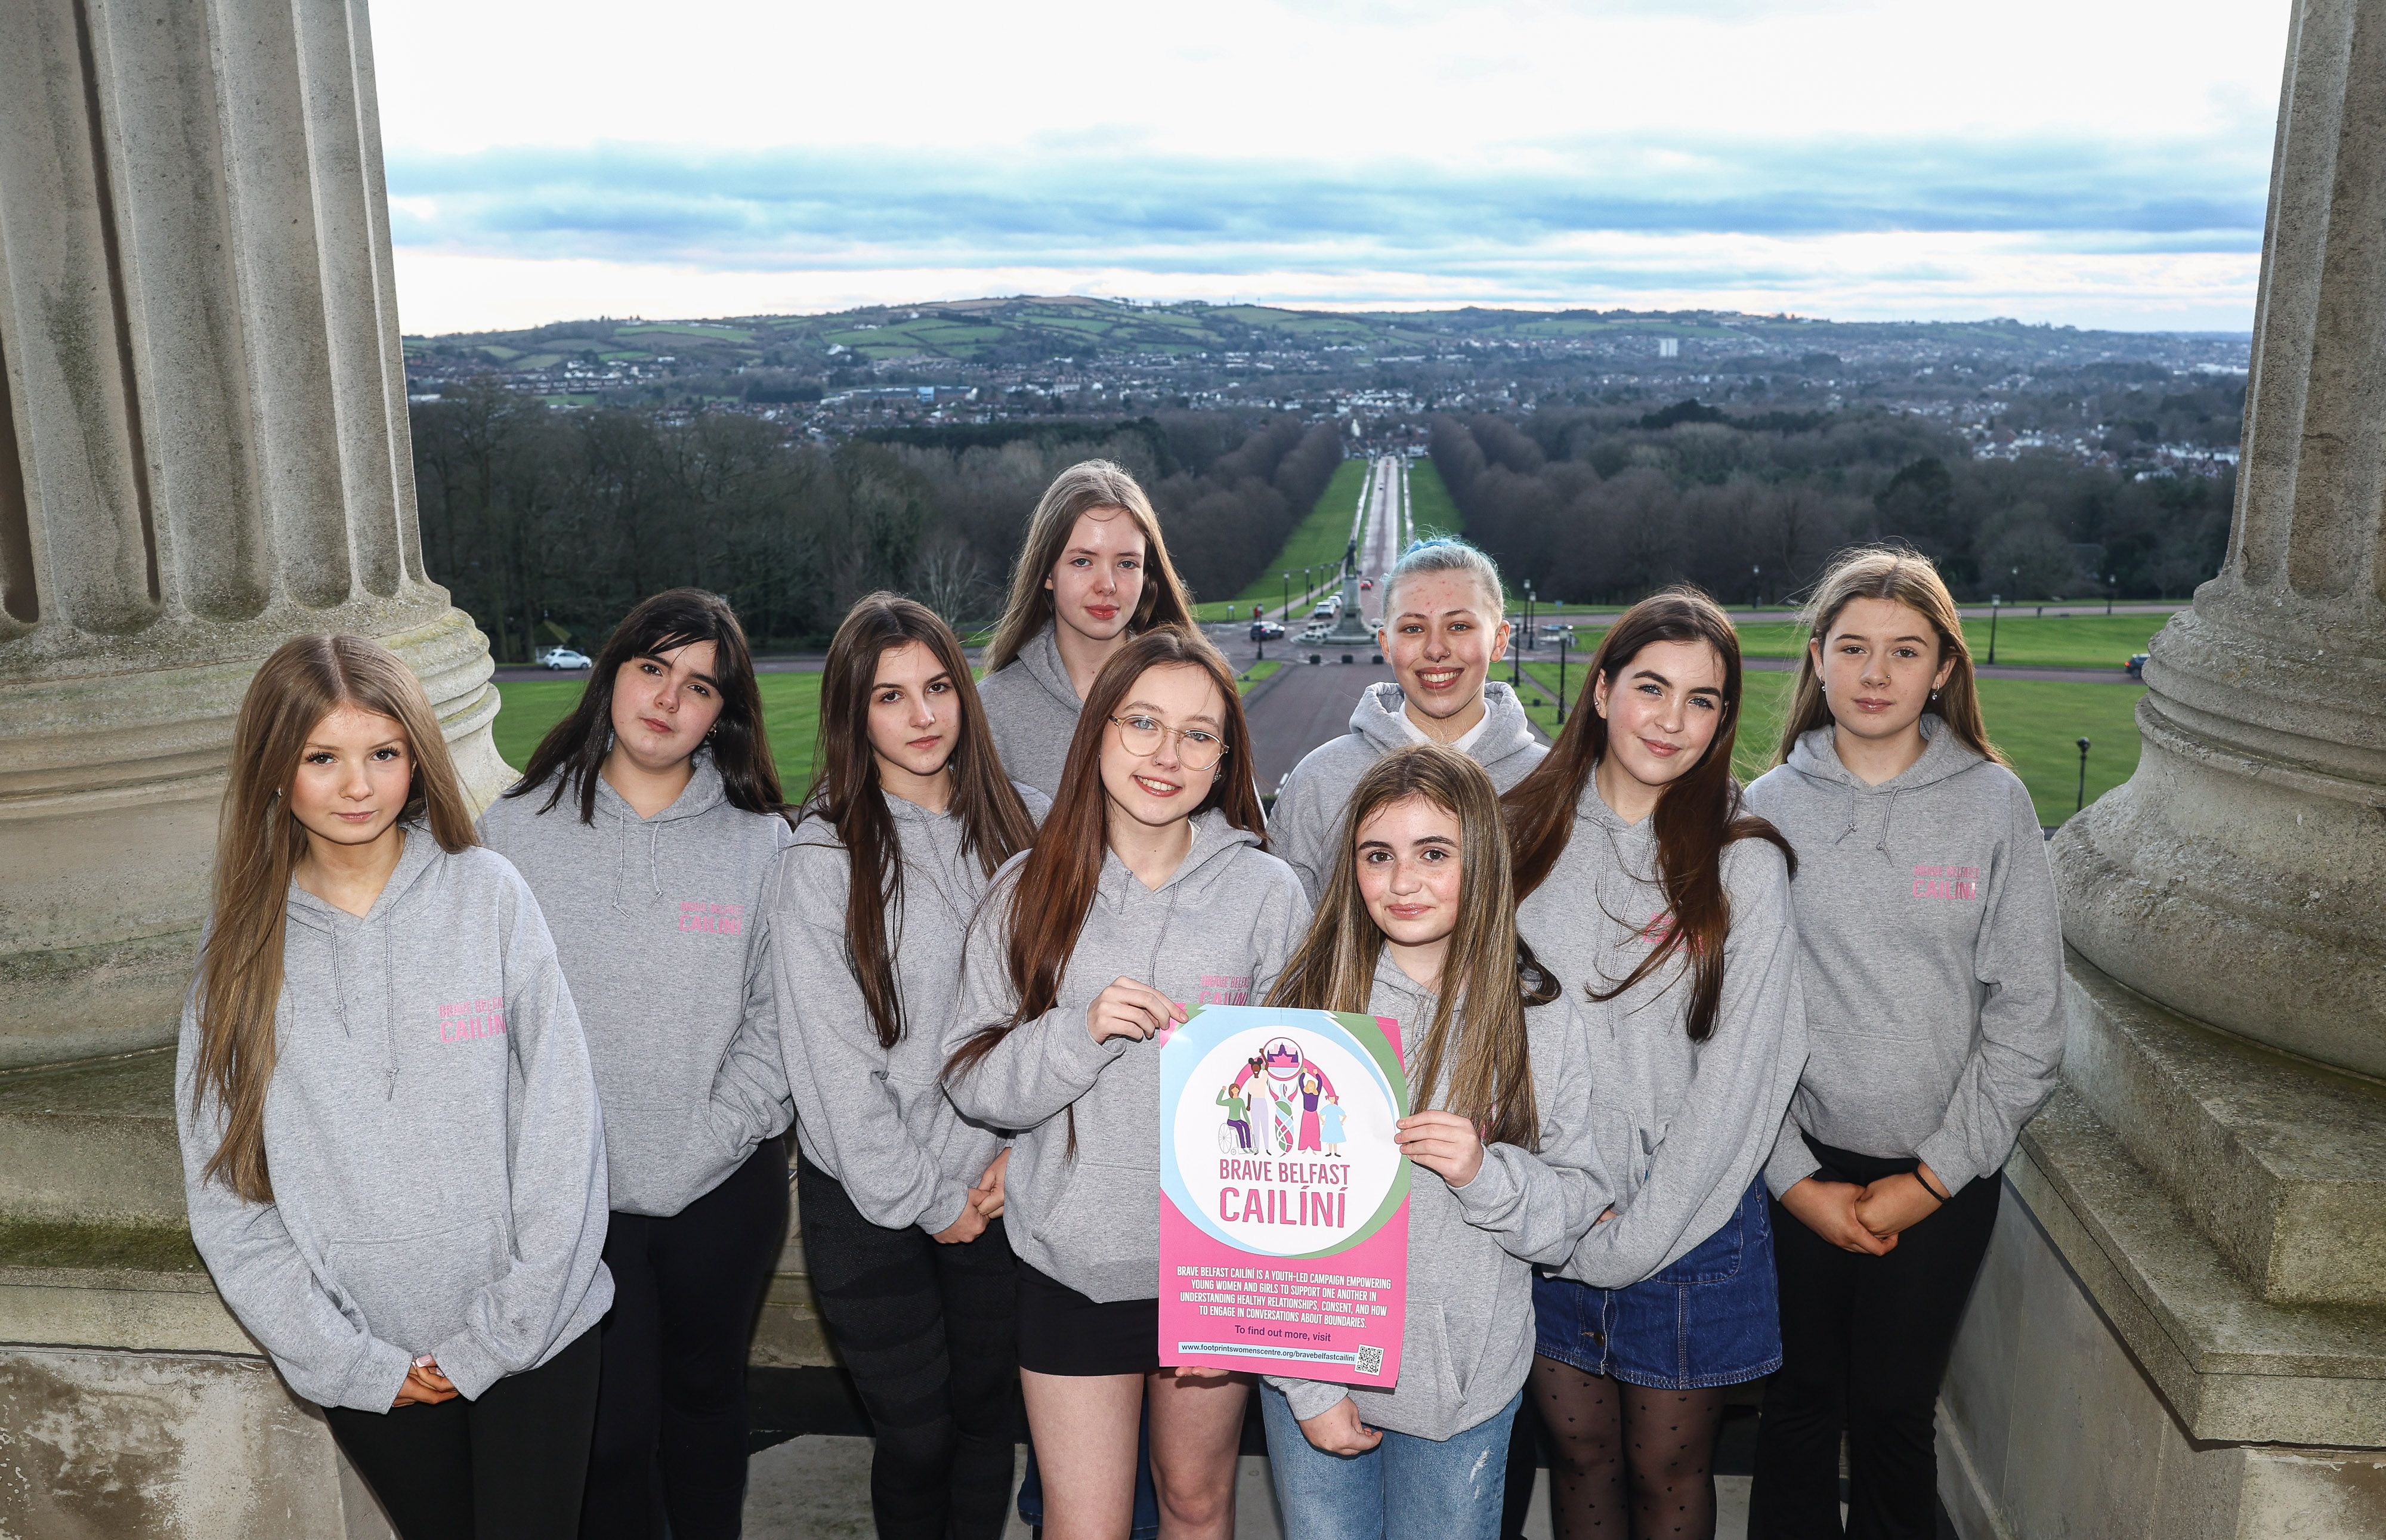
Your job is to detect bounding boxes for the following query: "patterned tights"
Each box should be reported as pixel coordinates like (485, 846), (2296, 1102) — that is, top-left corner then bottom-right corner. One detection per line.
(1529, 1356), (1729, 1540)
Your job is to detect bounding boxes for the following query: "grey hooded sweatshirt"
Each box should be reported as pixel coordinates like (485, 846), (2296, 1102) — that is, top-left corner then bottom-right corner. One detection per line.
(978, 621), (1085, 799)
(1744, 718), (2063, 1197)
(771, 784), (1050, 1235)
(477, 755), (795, 1218)
(942, 808), (1311, 1301)
(1516, 784), (1807, 1288)
(177, 833), (613, 1414)
(1269, 681), (1548, 901)
(1269, 953), (1609, 1441)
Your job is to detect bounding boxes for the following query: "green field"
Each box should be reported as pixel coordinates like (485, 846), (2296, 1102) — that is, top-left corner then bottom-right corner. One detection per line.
(1407, 458), (1461, 539)
(1233, 459), (1371, 609)
(1512, 661), (2144, 826)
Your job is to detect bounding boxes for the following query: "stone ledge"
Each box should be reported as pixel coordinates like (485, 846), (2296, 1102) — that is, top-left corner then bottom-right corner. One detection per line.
(0, 1049), (184, 1227)
(2061, 948), (2386, 1305)
(2014, 1087), (2386, 1446)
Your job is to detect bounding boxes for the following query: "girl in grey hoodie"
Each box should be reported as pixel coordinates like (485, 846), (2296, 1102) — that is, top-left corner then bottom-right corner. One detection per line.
(975, 459), (1201, 797)
(1269, 537), (1547, 901)
(771, 595), (1044, 1540)
(1744, 550), (2063, 1540)
(178, 636), (610, 1540)
(1261, 745), (1607, 1540)
(944, 628), (1309, 1540)
(1503, 590), (1807, 1540)
(477, 589), (795, 1540)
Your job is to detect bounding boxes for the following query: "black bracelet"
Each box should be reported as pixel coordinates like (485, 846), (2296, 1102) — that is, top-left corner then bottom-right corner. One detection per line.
(1916, 1170), (1952, 1204)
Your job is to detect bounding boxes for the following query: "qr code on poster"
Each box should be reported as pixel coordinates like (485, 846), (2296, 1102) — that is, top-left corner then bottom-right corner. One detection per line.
(1355, 1346), (1383, 1376)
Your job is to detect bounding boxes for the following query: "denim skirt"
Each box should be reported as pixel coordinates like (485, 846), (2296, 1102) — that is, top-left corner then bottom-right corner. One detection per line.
(1532, 1177), (1781, 1389)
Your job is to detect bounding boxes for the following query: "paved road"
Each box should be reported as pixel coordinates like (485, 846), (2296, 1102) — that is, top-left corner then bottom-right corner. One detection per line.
(1356, 455), (1405, 629)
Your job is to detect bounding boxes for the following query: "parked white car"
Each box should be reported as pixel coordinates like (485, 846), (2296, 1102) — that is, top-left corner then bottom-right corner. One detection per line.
(537, 647), (592, 670)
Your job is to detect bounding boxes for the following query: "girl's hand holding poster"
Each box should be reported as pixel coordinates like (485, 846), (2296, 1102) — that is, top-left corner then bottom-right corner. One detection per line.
(1158, 1004), (1409, 1387)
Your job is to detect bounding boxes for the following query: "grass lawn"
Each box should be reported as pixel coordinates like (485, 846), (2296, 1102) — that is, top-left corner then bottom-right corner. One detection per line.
(1407, 458), (1461, 538)
(1233, 459), (1371, 608)
(1513, 662), (2145, 827)
(1534, 614), (2165, 672)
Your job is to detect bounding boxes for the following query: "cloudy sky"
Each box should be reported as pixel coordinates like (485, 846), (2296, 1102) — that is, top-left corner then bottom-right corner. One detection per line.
(373, 0), (2288, 335)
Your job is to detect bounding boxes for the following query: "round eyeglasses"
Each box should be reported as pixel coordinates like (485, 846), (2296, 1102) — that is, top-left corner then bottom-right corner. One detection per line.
(1107, 713), (1228, 771)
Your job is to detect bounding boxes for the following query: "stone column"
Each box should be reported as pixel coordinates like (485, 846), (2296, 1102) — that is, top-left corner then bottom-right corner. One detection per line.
(0, 0), (504, 1071)
(1938, 3), (2386, 1534)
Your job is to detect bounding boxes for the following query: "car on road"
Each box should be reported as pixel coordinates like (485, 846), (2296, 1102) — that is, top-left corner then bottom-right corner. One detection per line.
(1311, 601), (1338, 619)
(1250, 620), (1285, 641)
(2127, 652), (2149, 681)
(1359, 578), (1373, 590)
(537, 647), (591, 670)
(1540, 622), (1575, 641)
(1300, 621), (1330, 643)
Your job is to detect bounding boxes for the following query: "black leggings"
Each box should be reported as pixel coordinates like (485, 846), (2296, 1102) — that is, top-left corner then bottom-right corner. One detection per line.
(326, 1324), (601, 1540)
(583, 1139), (791, 1540)
(1531, 1361), (1730, 1540)
(797, 1152), (1020, 1540)
(1749, 1137), (2001, 1540)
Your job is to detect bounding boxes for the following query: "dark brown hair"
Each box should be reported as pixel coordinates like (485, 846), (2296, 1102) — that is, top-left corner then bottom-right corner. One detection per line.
(509, 588), (783, 821)
(1503, 587), (1794, 1043)
(946, 627), (1265, 1084)
(1773, 545), (2009, 768)
(803, 593), (1037, 1049)
(1271, 745), (1555, 1150)
(194, 636), (478, 1203)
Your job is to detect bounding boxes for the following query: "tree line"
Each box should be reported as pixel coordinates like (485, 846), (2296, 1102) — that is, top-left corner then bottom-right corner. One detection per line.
(410, 379), (1343, 658)
(1428, 406), (2234, 608)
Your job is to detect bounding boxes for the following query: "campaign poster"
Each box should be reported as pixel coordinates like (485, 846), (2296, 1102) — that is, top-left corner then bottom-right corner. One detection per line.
(1157, 1004), (1410, 1387)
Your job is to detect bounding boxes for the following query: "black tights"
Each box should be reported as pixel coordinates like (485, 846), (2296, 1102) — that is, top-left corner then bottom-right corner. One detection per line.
(1530, 1356), (1729, 1540)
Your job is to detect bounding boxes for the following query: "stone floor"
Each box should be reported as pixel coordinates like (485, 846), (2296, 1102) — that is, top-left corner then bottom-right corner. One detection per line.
(738, 1439), (1759, 1538)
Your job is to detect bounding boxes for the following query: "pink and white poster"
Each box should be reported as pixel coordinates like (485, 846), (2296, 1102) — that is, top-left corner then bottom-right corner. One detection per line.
(1157, 1004), (1410, 1387)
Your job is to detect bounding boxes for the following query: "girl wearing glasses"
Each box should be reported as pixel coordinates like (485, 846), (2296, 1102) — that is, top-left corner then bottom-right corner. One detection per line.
(944, 627), (1308, 1540)
(976, 460), (1200, 798)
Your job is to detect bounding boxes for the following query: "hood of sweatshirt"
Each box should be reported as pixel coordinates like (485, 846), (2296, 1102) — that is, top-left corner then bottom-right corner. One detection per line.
(1347, 679), (1541, 771)
(1745, 716), (2063, 1194)
(1781, 714), (1983, 861)
(978, 622), (1087, 799)
(1269, 682), (1549, 901)
(943, 806), (1312, 1301)
(478, 758), (795, 1217)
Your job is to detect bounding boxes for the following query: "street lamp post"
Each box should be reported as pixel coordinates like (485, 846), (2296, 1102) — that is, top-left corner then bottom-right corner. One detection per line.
(2106, 574), (2116, 616)
(1753, 564), (1761, 610)
(1282, 571), (1290, 621)
(1556, 633), (1571, 723)
(1988, 594), (2001, 666)
(1524, 581), (1536, 650)
(2076, 737), (2092, 814)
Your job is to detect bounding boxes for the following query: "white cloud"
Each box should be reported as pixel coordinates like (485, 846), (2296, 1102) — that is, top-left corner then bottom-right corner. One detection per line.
(369, 0), (2286, 332)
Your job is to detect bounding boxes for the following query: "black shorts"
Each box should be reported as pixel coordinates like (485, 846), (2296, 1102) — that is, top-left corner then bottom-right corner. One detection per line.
(1015, 1263), (1160, 1377)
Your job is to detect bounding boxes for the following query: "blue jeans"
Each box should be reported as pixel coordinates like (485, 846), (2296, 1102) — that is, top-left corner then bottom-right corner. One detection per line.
(1258, 1384), (1520, 1540)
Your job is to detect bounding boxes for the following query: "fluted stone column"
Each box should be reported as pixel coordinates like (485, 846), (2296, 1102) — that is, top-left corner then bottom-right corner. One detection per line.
(2054, 0), (2386, 1077)
(0, 0), (503, 1072)
(1936, 5), (2386, 1535)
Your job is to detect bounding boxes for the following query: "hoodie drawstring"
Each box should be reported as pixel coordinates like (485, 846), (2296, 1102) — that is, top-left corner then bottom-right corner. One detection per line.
(1878, 787), (1901, 858)
(381, 925), (397, 1100)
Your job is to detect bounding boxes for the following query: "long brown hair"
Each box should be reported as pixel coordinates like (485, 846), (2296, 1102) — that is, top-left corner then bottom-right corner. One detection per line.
(192, 636), (478, 1203)
(946, 627), (1265, 1084)
(1503, 588), (1793, 1043)
(1772, 546), (2009, 769)
(510, 588), (784, 821)
(1270, 746), (1555, 1150)
(803, 593), (1037, 1049)
(982, 460), (1198, 672)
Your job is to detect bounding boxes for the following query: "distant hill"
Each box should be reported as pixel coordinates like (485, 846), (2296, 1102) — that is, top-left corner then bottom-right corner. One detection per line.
(401, 295), (2248, 375)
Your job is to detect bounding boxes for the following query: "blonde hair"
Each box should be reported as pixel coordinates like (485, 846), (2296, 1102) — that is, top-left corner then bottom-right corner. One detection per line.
(1382, 536), (1505, 621)
(191, 636), (477, 1203)
(1775, 546), (2008, 768)
(982, 460), (1197, 672)
(1269, 745), (1554, 1150)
